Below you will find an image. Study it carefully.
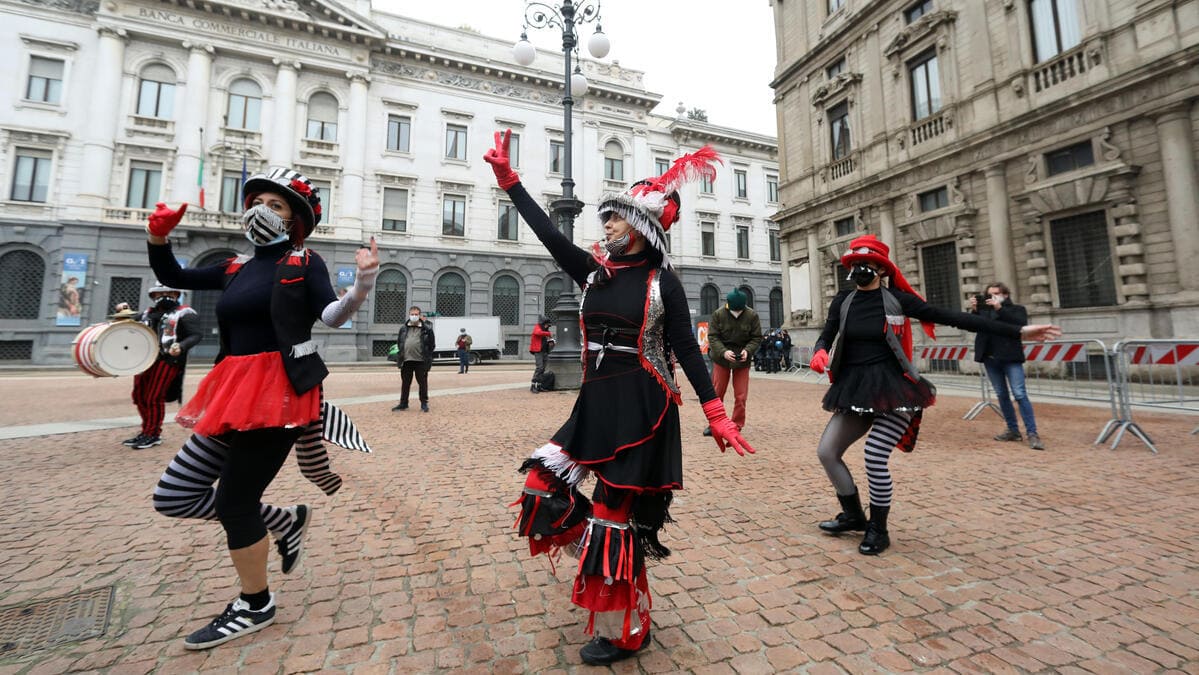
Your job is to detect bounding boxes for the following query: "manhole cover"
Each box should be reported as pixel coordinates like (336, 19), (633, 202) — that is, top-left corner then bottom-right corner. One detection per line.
(0, 587), (114, 655)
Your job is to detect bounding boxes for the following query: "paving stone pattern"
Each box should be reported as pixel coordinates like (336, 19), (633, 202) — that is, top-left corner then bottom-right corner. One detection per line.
(0, 369), (1196, 673)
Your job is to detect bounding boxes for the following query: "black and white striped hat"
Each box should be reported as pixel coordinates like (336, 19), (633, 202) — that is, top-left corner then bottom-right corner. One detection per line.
(242, 167), (322, 236)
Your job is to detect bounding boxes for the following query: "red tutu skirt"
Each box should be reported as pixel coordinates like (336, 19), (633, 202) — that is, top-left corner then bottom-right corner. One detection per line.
(176, 352), (320, 436)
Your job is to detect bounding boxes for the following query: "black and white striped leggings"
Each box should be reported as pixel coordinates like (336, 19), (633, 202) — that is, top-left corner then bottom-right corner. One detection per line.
(816, 411), (914, 508)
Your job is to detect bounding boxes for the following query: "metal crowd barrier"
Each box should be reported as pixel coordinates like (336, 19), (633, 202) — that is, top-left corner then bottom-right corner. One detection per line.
(1100, 340), (1199, 453)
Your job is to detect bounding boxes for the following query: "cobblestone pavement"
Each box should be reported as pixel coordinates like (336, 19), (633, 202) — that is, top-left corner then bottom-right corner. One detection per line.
(1, 368), (1196, 674)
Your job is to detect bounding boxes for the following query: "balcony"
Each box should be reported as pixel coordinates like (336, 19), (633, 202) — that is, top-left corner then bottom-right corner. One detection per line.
(102, 207), (242, 231)
(910, 110), (950, 146)
(127, 115), (175, 138)
(828, 154), (855, 181)
(300, 137), (340, 160)
(1031, 45), (1091, 94)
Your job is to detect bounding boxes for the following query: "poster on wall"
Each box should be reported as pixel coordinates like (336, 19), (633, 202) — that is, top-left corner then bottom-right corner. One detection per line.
(335, 267), (356, 329)
(56, 252), (88, 326)
(696, 321), (709, 355)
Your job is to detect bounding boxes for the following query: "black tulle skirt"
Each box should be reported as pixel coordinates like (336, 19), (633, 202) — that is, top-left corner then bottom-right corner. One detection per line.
(823, 361), (936, 414)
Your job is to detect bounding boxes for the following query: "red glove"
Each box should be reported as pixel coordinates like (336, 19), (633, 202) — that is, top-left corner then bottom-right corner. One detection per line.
(702, 399), (755, 456)
(809, 348), (829, 374)
(147, 202), (188, 237)
(483, 129), (521, 190)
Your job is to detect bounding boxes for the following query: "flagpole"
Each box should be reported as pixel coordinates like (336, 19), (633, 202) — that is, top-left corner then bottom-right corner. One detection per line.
(197, 126), (205, 209)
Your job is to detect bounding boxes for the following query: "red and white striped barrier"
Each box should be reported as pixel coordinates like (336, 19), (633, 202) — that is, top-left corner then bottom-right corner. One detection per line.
(1023, 342), (1088, 363)
(918, 345), (970, 360)
(1126, 344), (1199, 366)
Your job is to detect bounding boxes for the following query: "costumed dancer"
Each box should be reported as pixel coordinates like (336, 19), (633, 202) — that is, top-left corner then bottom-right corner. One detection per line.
(808, 235), (1060, 555)
(121, 283), (200, 450)
(484, 131), (754, 666)
(143, 167), (378, 650)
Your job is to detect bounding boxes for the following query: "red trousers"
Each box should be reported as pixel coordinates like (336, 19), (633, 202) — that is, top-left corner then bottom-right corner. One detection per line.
(132, 359), (180, 437)
(711, 364), (750, 429)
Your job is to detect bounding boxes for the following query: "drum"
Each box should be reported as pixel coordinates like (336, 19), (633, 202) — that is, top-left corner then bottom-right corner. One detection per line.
(72, 321), (159, 377)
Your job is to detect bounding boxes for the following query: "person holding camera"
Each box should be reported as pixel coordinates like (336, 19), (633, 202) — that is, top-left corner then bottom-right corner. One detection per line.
(529, 316), (555, 392)
(970, 283), (1044, 450)
(704, 290), (762, 435)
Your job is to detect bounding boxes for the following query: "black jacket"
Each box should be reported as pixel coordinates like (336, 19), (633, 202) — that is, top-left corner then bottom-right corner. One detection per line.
(973, 299), (1028, 363)
(396, 321), (436, 368)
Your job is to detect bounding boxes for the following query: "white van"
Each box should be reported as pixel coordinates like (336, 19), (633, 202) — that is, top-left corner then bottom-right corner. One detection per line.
(428, 316), (502, 364)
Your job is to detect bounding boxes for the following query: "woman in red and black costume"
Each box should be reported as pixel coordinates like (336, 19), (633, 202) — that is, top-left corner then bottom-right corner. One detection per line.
(808, 235), (1060, 555)
(484, 131), (754, 665)
(143, 167), (379, 650)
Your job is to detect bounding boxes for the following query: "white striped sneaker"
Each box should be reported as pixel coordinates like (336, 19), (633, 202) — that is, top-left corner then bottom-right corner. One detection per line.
(276, 504), (310, 575)
(183, 595), (276, 650)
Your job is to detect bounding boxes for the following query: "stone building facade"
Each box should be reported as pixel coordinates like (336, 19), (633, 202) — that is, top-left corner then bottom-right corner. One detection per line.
(769, 0), (1199, 346)
(0, 0), (781, 364)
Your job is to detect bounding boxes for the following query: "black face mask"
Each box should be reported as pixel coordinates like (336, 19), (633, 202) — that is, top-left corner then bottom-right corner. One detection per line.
(849, 264), (878, 287)
(154, 297), (178, 311)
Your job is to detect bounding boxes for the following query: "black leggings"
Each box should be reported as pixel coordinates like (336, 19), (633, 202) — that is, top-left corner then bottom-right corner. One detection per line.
(213, 427), (302, 549)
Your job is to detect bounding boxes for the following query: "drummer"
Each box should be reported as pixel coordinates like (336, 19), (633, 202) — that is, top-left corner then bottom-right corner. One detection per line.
(122, 284), (200, 450)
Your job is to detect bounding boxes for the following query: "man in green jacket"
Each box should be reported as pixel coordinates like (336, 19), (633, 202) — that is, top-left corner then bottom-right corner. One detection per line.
(703, 290), (762, 436)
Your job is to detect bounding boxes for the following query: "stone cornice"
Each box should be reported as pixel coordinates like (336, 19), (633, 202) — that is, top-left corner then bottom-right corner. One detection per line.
(810, 72), (862, 108)
(156, 0), (387, 46)
(882, 9), (957, 61)
(667, 120), (777, 155)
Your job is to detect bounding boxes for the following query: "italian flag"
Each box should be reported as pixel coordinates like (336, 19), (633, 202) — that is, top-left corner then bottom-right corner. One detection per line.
(197, 151), (206, 209)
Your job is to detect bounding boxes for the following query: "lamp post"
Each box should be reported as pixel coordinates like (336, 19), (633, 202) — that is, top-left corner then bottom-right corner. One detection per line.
(513, 0), (609, 390)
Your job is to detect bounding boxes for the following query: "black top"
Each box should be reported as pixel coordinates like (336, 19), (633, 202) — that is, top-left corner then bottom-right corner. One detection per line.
(973, 300), (1029, 363)
(148, 241), (336, 356)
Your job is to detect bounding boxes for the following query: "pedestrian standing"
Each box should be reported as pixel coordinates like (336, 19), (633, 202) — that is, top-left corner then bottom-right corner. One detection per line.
(703, 290), (762, 436)
(529, 316), (554, 392)
(393, 307), (435, 412)
(456, 327), (473, 374)
(970, 282), (1044, 450)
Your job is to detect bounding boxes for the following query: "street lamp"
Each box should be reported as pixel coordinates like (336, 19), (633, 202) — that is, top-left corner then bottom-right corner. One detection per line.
(512, 1), (609, 390)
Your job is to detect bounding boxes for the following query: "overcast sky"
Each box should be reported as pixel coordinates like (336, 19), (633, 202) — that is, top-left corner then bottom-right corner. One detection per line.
(371, 0), (779, 137)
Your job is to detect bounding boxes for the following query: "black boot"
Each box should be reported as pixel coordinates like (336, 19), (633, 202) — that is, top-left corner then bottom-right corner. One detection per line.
(579, 629), (651, 665)
(858, 505), (890, 555)
(818, 491), (867, 534)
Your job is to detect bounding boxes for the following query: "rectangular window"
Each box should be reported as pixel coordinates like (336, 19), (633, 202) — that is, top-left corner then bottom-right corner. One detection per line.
(701, 221), (716, 257)
(220, 172), (242, 213)
(826, 56), (846, 80)
(1030, 0), (1082, 63)
(769, 229), (781, 262)
(26, 56), (63, 104)
(700, 174), (715, 194)
(736, 225), (750, 259)
(905, 0), (934, 23)
(509, 133), (520, 169)
(655, 158), (670, 175)
(498, 200), (519, 241)
(834, 216), (855, 237)
(766, 175), (779, 203)
(918, 186), (949, 212)
(920, 241), (961, 310)
(11, 149), (51, 203)
(442, 194), (466, 236)
(108, 276), (142, 313)
(126, 162), (162, 209)
(1050, 210), (1117, 308)
(549, 140), (564, 174)
(137, 79), (175, 119)
(306, 119), (337, 141)
(310, 180), (332, 222)
(1045, 140), (1095, 176)
(829, 101), (851, 160)
(382, 188), (408, 232)
(604, 156), (624, 181)
(909, 50), (942, 121)
(227, 94), (261, 131)
(386, 115), (411, 152)
(735, 169), (748, 199)
(828, 0), (845, 14)
(834, 261), (856, 292)
(445, 124), (467, 160)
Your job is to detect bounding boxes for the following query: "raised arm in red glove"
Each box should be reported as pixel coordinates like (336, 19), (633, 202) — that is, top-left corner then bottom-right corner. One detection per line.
(701, 399), (756, 456)
(146, 202), (188, 238)
(808, 348), (829, 374)
(483, 129), (521, 190)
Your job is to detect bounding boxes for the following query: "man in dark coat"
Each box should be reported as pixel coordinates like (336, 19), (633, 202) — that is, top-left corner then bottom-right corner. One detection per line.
(704, 290), (762, 435)
(971, 282), (1044, 450)
(393, 306), (436, 412)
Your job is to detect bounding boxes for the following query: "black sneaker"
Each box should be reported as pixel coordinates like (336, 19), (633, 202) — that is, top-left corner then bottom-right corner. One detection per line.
(122, 434), (146, 447)
(132, 436), (162, 449)
(183, 595), (276, 650)
(580, 630), (650, 665)
(391, 403), (408, 411)
(421, 403), (429, 412)
(276, 505), (310, 575)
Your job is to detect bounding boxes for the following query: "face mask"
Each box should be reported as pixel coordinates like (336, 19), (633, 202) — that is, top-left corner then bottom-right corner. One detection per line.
(849, 264), (878, 287)
(155, 297), (178, 310)
(408, 315), (421, 325)
(242, 204), (291, 246)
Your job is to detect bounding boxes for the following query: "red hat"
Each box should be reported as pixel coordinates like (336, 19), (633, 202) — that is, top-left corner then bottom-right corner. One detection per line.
(841, 234), (937, 348)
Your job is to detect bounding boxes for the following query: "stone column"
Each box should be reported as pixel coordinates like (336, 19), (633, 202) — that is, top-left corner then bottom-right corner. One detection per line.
(171, 42), (214, 204)
(339, 71), (370, 230)
(985, 163), (1018, 296)
(1154, 103), (1199, 292)
(78, 26), (128, 205)
(269, 59), (300, 167)
(808, 230), (823, 324)
(878, 200), (895, 251)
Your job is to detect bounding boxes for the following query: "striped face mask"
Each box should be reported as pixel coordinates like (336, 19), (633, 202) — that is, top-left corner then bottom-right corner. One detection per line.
(242, 204), (291, 246)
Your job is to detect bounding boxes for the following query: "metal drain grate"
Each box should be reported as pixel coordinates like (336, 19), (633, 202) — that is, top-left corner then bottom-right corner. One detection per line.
(0, 586), (114, 655)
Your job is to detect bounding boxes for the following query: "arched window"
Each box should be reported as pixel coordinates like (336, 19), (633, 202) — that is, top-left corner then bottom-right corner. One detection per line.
(700, 284), (720, 315)
(544, 277), (565, 315)
(137, 63), (176, 119)
(739, 285), (755, 309)
(374, 269), (407, 324)
(188, 250), (239, 359)
(227, 78), (262, 130)
(306, 92), (338, 141)
(769, 287), (784, 329)
(0, 250), (45, 319)
(436, 272), (467, 317)
(603, 140), (624, 181)
(492, 274), (520, 326)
